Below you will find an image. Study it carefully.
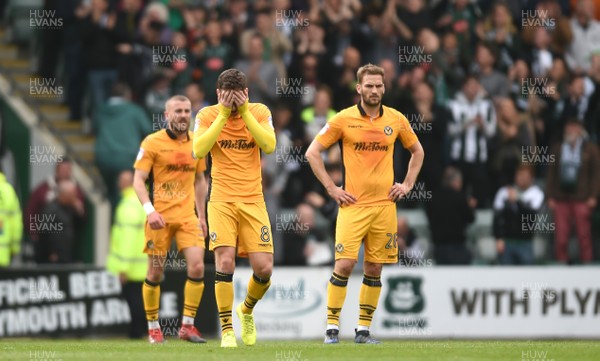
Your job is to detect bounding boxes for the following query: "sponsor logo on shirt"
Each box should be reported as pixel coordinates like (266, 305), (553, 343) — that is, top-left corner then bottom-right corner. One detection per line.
(353, 142), (389, 152)
(218, 139), (257, 150)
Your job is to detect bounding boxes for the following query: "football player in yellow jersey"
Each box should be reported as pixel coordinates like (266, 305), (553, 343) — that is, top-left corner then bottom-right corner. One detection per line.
(133, 95), (208, 344)
(193, 69), (276, 348)
(306, 64), (424, 344)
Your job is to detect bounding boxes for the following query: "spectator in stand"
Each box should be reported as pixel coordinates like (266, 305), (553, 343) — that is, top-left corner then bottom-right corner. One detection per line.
(301, 86), (337, 144)
(240, 8), (293, 79)
(94, 83), (151, 208)
(144, 73), (173, 116)
(436, 0), (480, 62)
(547, 119), (600, 263)
(106, 170), (147, 339)
(527, 27), (555, 78)
(493, 165), (545, 265)
(25, 159), (86, 262)
(560, 75), (591, 130)
(476, 1), (519, 72)
(508, 59), (531, 112)
(584, 52), (600, 142)
(566, 0), (600, 73)
(184, 83), (209, 117)
(521, 0), (572, 57)
(426, 166), (476, 265)
(406, 81), (449, 193)
(197, 20), (234, 103)
(37, 180), (86, 264)
(489, 98), (534, 192)
(0, 171), (22, 267)
(79, 0), (120, 115)
(438, 31), (468, 96)
(234, 34), (279, 109)
(330, 46), (362, 110)
(448, 75), (497, 207)
(474, 42), (509, 98)
(397, 216), (427, 267)
(379, 58), (403, 109)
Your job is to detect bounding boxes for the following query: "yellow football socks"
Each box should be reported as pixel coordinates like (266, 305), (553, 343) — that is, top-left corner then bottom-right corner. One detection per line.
(358, 274), (382, 327)
(240, 274), (271, 314)
(182, 277), (204, 321)
(143, 278), (160, 322)
(326, 272), (349, 328)
(215, 271), (234, 335)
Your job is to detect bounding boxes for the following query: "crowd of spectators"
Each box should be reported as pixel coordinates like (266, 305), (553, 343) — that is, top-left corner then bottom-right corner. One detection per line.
(6, 0), (600, 266)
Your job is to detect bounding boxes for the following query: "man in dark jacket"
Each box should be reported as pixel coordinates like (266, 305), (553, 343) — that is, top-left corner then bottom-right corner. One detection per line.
(94, 82), (151, 208)
(426, 167), (476, 265)
(38, 180), (85, 263)
(546, 120), (599, 263)
(493, 165), (545, 265)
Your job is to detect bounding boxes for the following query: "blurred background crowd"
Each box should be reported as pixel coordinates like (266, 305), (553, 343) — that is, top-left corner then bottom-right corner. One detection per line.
(2, 0), (600, 269)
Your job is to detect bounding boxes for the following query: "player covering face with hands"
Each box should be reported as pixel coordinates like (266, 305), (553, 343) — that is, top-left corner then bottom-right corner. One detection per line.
(193, 69), (276, 348)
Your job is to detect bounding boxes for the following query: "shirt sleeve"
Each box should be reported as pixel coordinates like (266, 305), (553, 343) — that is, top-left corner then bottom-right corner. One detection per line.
(257, 104), (274, 128)
(397, 112), (418, 149)
(315, 113), (344, 148)
(133, 137), (155, 172)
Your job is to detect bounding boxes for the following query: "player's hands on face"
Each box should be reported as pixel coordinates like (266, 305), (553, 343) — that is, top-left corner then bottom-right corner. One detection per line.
(148, 211), (166, 230)
(198, 217), (208, 238)
(232, 89), (248, 106)
(217, 89), (235, 109)
(327, 185), (357, 207)
(388, 182), (411, 201)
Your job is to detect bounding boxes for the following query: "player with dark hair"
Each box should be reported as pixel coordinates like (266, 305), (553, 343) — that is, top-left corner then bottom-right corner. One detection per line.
(306, 63), (424, 344)
(193, 69), (276, 348)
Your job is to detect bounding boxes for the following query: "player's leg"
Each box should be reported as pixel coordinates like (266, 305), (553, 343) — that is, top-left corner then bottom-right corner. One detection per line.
(325, 206), (371, 343)
(208, 201), (239, 347)
(356, 204), (398, 344)
(178, 237), (206, 343)
(214, 246), (237, 347)
(142, 223), (172, 344)
(236, 203), (274, 346)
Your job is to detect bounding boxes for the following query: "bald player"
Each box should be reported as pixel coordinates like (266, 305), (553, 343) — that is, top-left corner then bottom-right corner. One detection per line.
(133, 95), (208, 344)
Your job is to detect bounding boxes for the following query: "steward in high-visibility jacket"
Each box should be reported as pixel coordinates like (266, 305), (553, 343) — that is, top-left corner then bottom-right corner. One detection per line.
(107, 186), (147, 281)
(0, 172), (22, 267)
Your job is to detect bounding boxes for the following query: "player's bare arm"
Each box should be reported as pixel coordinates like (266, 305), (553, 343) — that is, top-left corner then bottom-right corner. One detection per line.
(194, 171), (208, 236)
(306, 139), (357, 206)
(233, 89), (276, 154)
(388, 141), (424, 201)
(133, 168), (166, 229)
(192, 90), (234, 158)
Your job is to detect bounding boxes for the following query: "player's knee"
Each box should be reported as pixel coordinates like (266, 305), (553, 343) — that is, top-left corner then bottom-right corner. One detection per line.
(146, 269), (163, 283)
(254, 263), (272, 279)
(217, 256), (235, 274)
(187, 261), (204, 278)
(335, 259), (356, 276)
(363, 261), (383, 276)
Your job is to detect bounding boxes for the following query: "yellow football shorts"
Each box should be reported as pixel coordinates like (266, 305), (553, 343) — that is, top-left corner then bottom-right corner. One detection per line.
(143, 219), (205, 256)
(207, 201), (273, 257)
(334, 203), (398, 263)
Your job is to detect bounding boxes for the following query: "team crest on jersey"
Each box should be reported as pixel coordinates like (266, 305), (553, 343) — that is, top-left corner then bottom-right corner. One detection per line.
(146, 240), (154, 250)
(209, 232), (217, 242)
(136, 148), (145, 161)
(335, 243), (344, 253)
(384, 126), (393, 136)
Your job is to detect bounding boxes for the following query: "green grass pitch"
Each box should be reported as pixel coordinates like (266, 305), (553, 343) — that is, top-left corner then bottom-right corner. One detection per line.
(2, 339), (600, 361)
